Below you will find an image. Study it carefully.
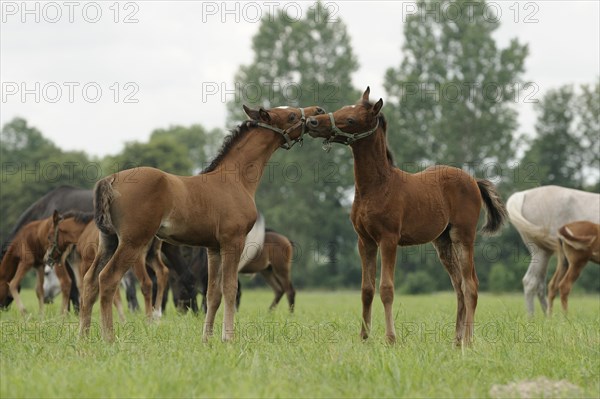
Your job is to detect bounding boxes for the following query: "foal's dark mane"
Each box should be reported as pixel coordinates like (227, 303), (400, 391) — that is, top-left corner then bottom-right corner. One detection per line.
(60, 211), (94, 224)
(359, 99), (395, 168)
(202, 121), (258, 174)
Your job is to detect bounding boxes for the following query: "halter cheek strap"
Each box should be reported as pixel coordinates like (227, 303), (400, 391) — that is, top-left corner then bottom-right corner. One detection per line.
(256, 108), (306, 150)
(322, 112), (379, 152)
(46, 218), (64, 266)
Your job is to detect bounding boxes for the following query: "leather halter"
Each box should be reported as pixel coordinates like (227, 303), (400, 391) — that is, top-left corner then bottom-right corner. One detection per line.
(256, 108), (306, 150)
(321, 112), (379, 152)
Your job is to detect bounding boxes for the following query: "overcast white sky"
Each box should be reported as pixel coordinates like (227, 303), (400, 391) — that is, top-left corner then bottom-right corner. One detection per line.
(1, 1), (598, 157)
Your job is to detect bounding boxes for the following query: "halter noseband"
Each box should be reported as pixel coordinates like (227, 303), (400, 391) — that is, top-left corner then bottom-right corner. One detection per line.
(256, 108), (306, 150)
(322, 112), (379, 152)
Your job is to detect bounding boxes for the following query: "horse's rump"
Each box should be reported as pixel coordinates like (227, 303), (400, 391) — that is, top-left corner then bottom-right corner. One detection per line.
(507, 190), (556, 250)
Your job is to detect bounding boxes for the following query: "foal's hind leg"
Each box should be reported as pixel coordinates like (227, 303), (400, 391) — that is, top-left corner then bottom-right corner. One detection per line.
(455, 242), (478, 346)
(260, 267), (284, 310)
(130, 254), (154, 320)
(558, 253), (588, 314)
(547, 250), (568, 316)
(358, 236), (377, 340)
(433, 234), (466, 346)
(203, 248), (222, 341)
(99, 242), (148, 341)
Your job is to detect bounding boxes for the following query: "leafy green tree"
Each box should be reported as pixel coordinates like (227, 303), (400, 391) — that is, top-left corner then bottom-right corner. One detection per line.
(226, 2), (362, 287)
(384, 0), (528, 170)
(103, 136), (193, 176)
(520, 81), (600, 190)
(380, 0), (529, 292)
(149, 124), (222, 173)
(0, 117), (93, 243)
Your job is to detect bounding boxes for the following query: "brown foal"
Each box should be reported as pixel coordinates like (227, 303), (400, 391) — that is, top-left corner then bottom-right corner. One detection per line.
(44, 211), (168, 319)
(306, 88), (507, 345)
(82, 105), (325, 341)
(547, 221), (600, 315)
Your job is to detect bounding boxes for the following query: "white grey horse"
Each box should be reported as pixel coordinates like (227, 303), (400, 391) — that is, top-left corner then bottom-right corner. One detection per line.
(507, 185), (600, 315)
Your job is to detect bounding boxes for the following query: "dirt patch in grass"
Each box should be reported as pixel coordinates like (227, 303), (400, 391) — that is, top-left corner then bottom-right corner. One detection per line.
(490, 376), (582, 398)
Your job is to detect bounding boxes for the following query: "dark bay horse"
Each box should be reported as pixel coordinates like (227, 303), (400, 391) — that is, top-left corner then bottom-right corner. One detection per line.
(83, 105), (325, 341)
(306, 88), (507, 345)
(547, 221), (600, 314)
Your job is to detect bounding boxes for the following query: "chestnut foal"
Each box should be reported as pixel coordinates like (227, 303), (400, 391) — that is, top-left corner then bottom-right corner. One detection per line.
(82, 105), (325, 341)
(547, 221), (600, 315)
(307, 88), (507, 345)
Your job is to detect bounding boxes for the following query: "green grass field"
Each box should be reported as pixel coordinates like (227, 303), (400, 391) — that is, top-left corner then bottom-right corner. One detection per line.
(1, 289), (598, 398)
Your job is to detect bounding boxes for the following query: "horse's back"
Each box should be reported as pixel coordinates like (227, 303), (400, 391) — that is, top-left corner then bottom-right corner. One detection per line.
(2, 185), (93, 258)
(519, 185), (599, 229)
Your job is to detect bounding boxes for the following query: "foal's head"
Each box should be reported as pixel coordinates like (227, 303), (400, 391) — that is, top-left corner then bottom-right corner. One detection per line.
(43, 210), (92, 267)
(306, 87), (383, 145)
(243, 105), (326, 149)
(43, 210), (64, 267)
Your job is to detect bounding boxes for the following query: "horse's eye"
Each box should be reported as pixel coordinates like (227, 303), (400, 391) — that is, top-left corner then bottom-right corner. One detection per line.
(289, 113), (296, 122)
(347, 119), (355, 125)
(316, 107), (325, 114)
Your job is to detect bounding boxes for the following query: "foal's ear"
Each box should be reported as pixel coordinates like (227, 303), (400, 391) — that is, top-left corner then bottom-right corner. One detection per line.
(258, 107), (271, 122)
(52, 210), (60, 225)
(362, 86), (370, 102)
(243, 104), (261, 120)
(373, 98), (383, 116)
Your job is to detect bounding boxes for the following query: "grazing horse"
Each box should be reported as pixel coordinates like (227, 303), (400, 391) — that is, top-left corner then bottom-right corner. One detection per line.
(169, 246), (241, 314)
(82, 105), (325, 341)
(238, 229), (295, 312)
(0, 185), (90, 309)
(0, 215), (68, 314)
(196, 228), (295, 313)
(506, 186), (600, 316)
(547, 221), (600, 314)
(306, 88), (507, 345)
(44, 211), (168, 319)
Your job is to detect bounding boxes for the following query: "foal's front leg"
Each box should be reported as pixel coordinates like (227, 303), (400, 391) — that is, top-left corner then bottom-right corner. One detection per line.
(8, 259), (34, 315)
(35, 266), (45, 314)
(220, 239), (244, 342)
(358, 236), (377, 340)
(203, 249), (222, 342)
(379, 238), (398, 344)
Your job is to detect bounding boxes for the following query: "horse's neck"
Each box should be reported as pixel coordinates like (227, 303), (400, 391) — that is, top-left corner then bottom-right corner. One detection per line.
(213, 127), (281, 195)
(62, 222), (89, 248)
(351, 129), (394, 196)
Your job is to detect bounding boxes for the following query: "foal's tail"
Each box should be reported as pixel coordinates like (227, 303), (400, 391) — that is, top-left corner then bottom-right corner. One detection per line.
(94, 176), (116, 235)
(555, 238), (568, 274)
(476, 179), (508, 235)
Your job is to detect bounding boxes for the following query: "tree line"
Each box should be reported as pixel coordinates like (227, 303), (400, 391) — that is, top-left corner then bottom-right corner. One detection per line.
(2, 0), (598, 293)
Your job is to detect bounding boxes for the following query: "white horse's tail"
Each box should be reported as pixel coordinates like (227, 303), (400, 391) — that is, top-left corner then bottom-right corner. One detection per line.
(238, 213), (265, 271)
(506, 191), (557, 250)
